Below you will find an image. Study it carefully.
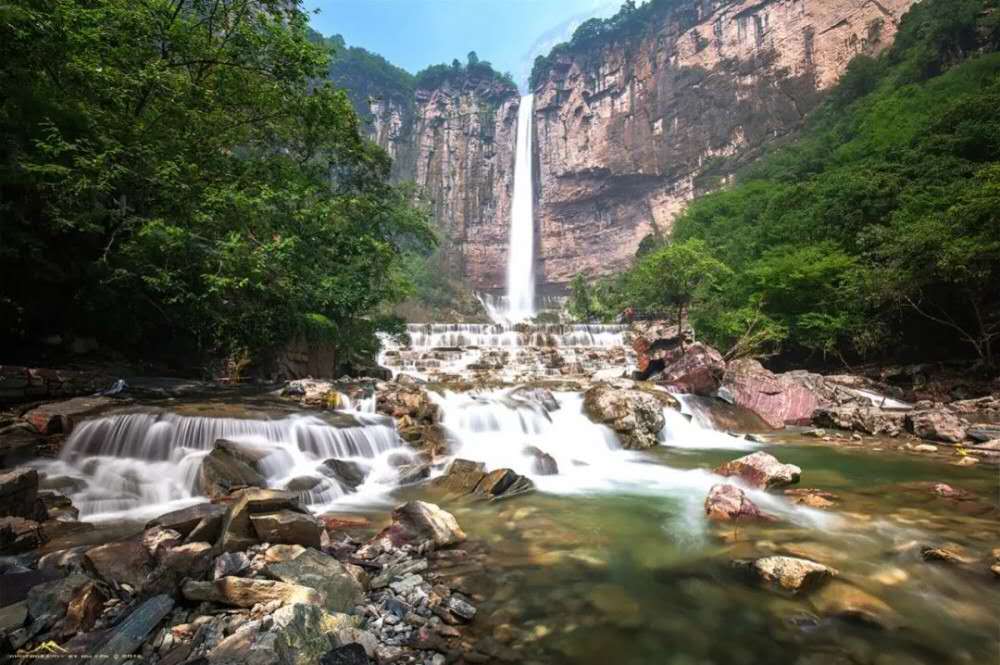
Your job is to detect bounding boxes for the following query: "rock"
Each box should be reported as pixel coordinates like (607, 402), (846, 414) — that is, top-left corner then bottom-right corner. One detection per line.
(62, 581), (107, 635)
(26, 572), (92, 621)
(431, 459), (485, 494)
(265, 548), (364, 613)
(714, 451), (801, 489)
(376, 383), (440, 425)
(264, 544), (307, 564)
(784, 489), (837, 508)
(0, 600), (27, 633)
(214, 551), (251, 579)
(0, 516), (42, 553)
(582, 383), (665, 449)
(474, 468), (534, 499)
(91, 594), (174, 659)
(147, 502), (227, 541)
(445, 594), (477, 622)
(321, 459), (366, 491)
(142, 526), (182, 558)
(524, 446), (558, 475)
(360, 501), (464, 556)
(23, 396), (116, 435)
(812, 406), (906, 437)
(270, 603), (356, 665)
(84, 539), (154, 590)
(630, 321), (694, 377)
(810, 582), (900, 629)
(284, 475), (322, 493)
(37, 491), (77, 520)
(430, 459), (533, 499)
(746, 556), (837, 593)
(906, 410), (967, 443)
(0, 468), (42, 519)
(911, 443), (938, 453)
(217, 488), (307, 553)
(704, 484), (770, 522)
(967, 425), (1000, 442)
(198, 439), (268, 499)
(182, 576), (322, 608)
(250, 510), (325, 549)
(920, 546), (972, 565)
(396, 462), (431, 485)
(508, 386), (560, 412)
(720, 359), (827, 428)
(0, 426), (41, 468)
(145, 541), (214, 594)
(650, 342), (726, 396)
(321, 643), (371, 665)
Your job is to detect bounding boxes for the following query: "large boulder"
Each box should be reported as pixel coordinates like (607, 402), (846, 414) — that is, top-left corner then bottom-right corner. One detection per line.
(359, 501), (464, 557)
(23, 396), (117, 435)
(582, 383), (665, 450)
(198, 439), (268, 499)
(250, 510), (325, 549)
(906, 410), (967, 443)
(321, 459), (366, 492)
(147, 502), (227, 542)
(265, 548), (364, 613)
(744, 556), (837, 593)
(0, 516), (43, 553)
(719, 359), (827, 429)
(810, 581), (900, 629)
(704, 484), (770, 522)
(84, 539), (154, 590)
(0, 468), (43, 520)
(647, 342), (725, 396)
(630, 321), (695, 377)
(429, 459), (534, 499)
(714, 451), (801, 490)
(217, 489), (309, 553)
(812, 405), (907, 437)
(376, 383), (439, 425)
(182, 576), (322, 608)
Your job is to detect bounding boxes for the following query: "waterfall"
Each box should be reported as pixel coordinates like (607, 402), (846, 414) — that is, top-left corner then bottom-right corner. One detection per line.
(505, 94), (536, 322)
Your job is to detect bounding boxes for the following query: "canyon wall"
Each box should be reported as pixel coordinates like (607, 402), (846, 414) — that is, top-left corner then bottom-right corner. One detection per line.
(364, 78), (520, 290)
(532, 0), (918, 288)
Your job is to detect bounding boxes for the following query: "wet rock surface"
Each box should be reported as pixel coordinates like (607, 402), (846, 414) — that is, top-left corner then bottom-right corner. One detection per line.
(582, 383), (665, 450)
(714, 451), (801, 490)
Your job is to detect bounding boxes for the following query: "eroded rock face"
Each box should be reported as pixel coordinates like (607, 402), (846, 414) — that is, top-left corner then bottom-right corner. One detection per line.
(714, 451), (801, 490)
(531, 0), (917, 288)
(650, 342), (725, 396)
(720, 359), (826, 429)
(582, 383), (665, 449)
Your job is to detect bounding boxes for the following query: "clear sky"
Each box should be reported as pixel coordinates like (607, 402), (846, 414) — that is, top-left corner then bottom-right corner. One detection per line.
(305, 0), (630, 89)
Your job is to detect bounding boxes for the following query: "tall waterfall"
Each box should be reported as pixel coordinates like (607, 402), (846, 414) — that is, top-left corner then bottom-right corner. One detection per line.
(505, 94), (536, 322)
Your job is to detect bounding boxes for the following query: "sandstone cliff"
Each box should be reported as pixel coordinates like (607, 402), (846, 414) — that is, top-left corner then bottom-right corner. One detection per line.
(532, 0), (918, 287)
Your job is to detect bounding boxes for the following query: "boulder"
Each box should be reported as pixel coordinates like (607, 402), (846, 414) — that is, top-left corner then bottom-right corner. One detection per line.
(284, 475), (323, 493)
(650, 342), (726, 396)
(0, 516), (42, 554)
(630, 321), (694, 377)
(145, 542), (214, 594)
(37, 491), (77, 521)
(214, 551), (251, 579)
(90, 594), (175, 659)
(25, 572), (92, 621)
(582, 383), (665, 450)
(745, 556), (837, 593)
(0, 468), (42, 520)
(784, 488), (837, 509)
(0, 425), (41, 468)
(396, 462), (431, 485)
(147, 502), (227, 541)
(265, 548), (364, 613)
(321, 459), (366, 492)
(61, 581), (107, 635)
(142, 526), (182, 559)
(719, 359), (827, 428)
(810, 581), (900, 629)
(524, 446), (559, 475)
(376, 384), (440, 425)
(704, 484), (771, 522)
(360, 501), (464, 556)
(23, 396), (116, 435)
(217, 489), (307, 553)
(321, 643), (371, 665)
(197, 439), (268, 499)
(714, 451), (801, 489)
(812, 406), (906, 437)
(906, 410), (967, 443)
(967, 425), (1000, 443)
(84, 539), (154, 590)
(182, 576), (322, 608)
(250, 510), (325, 549)
(508, 386), (560, 412)
(429, 459), (534, 499)
(474, 468), (534, 499)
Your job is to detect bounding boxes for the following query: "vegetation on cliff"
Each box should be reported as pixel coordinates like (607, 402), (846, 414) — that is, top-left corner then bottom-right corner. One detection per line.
(573, 0), (1000, 369)
(0, 0), (433, 372)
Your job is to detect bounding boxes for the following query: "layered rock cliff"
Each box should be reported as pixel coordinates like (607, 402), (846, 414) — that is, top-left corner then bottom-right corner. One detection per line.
(531, 0), (918, 287)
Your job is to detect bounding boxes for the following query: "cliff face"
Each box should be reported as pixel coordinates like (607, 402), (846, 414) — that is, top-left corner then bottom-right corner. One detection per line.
(532, 0), (918, 287)
(365, 79), (520, 290)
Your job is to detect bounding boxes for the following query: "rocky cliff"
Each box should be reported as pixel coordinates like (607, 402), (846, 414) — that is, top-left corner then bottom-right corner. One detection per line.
(531, 0), (918, 287)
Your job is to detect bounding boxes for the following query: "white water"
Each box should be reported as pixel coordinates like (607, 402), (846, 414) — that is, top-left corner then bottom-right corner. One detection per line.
(403, 323), (627, 349)
(34, 409), (410, 521)
(504, 94), (536, 323)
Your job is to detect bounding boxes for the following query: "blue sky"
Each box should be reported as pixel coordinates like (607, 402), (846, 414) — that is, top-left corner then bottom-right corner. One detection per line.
(305, 0), (631, 89)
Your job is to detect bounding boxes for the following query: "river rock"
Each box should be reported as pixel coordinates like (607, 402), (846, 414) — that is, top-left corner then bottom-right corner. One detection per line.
(0, 468), (43, 520)
(0, 516), (43, 553)
(704, 484), (770, 522)
(715, 451), (801, 489)
(198, 439), (268, 499)
(25, 572), (92, 621)
(812, 405), (907, 437)
(61, 581), (107, 635)
(810, 581), (900, 629)
(265, 548), (364, 613)
(84, 538), (154, 590)
(967, 425), (1000, 443)
(719, 359), (827, 429)
(143, 526), (182, 558)
(906, 410), (967, 443)
(746, 556), (837, 593)
(92, 594), (174, 659)
(360, 501), (464, 556)
(430, 459), (534, 499)
(217, 489), (307, 553)
(321, 643), (371, 665)
(250, 510), (325, 548)
(396, 462), (431, 485)
(474, 468), (534, 499)
(23, 396), (116, 435)
(784, 488), (837, 508)
(147, 502), (227, 541)
(214, 551), (251, 579)
(321, 459), (366, 491)
(145, 541), (214, 595)
(0, 425), (41, 468)
(284, 475), (322, 492)
(0, 600), (27, 633)
(182, 576), (322, 608)
(582, 383), (665, 449)
(524, 446), (558, 475)
(376, 383), (440, 424)
(649, 342), (725, 396)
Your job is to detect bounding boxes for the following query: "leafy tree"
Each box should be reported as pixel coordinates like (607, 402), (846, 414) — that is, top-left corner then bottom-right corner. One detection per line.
(567, 273), (597, 322)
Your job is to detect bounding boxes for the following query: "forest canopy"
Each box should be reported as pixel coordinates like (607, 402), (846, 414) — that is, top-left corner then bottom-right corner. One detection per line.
(0, 0), (434, 373)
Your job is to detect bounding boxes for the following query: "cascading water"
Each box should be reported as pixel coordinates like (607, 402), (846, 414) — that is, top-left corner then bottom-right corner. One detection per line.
(503, 94), (536, 323)
(34, 409), (410, 521)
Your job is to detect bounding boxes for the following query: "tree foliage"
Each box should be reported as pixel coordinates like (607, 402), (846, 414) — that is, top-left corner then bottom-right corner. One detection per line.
(0, 0), (433, 371)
